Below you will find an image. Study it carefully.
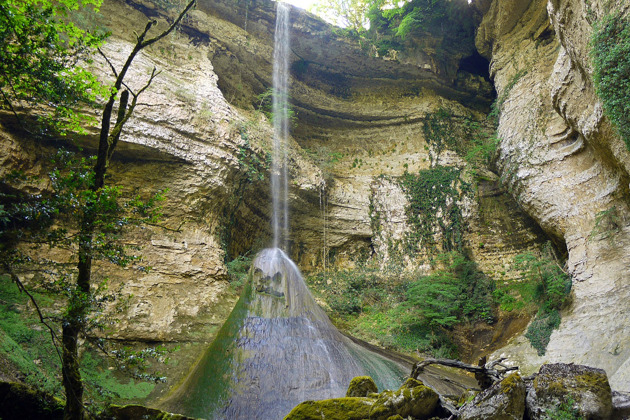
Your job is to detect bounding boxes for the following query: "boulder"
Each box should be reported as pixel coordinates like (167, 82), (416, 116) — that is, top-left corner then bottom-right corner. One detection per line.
(459, 372), (526, 420)
(526, 363), (612, 419)
(0, 381), (63, 420)
(346, 376), (379, 397)
(283, 397), (375, 420)
(369, 378), (439, 420)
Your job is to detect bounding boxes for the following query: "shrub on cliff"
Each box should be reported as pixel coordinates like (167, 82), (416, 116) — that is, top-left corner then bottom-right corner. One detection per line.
(591, 10), (630, 151)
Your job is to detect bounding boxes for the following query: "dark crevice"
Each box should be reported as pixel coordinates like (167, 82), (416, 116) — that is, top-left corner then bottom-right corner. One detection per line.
(458, 50), (491, 81)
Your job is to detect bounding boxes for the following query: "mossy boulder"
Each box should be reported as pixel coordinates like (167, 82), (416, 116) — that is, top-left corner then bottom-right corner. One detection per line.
(0, 381), (63, 420)
(369, 378), (439, 420)
(346, 376), (378, 397)
(459, 372), (526, 420)
(526, 363), (612, 419)
(98, 404), (198, 420)
(283, 397), (375, 420)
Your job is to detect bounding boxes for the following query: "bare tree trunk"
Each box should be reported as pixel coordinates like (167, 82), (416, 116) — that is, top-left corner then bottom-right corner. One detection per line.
(60, 2), (196, 418)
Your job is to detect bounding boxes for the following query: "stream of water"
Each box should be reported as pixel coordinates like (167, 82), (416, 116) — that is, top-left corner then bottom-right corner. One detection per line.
(271, 2), (290, 250)
(162, 4), (408, 418)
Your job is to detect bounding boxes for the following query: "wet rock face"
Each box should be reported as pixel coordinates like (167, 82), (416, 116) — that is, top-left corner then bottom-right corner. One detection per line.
(526, 363), (612, 419)
(479, 0), (630, 389)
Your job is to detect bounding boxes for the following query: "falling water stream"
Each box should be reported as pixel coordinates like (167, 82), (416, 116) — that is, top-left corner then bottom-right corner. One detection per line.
(162, 3), (408, 418)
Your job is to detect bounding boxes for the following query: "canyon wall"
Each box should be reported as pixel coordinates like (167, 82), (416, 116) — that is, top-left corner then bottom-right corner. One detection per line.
(477, 0), (630, 389)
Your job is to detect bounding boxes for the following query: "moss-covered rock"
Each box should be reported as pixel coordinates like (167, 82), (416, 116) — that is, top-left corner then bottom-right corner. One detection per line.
(0, 381), (63, 420)
(283, 397), (375, 420)
(526, 363), (612, 419)
(347, 376), (379, 397)
(98, 404), (199, 420)
(369, 378), (439, 420)
(459, 372), (526, 420)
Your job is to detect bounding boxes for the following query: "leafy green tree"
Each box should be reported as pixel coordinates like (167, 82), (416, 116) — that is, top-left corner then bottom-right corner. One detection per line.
(311, 0), (373, 32)
(0, 0), (196, 418)
(0, 0), (107, 134)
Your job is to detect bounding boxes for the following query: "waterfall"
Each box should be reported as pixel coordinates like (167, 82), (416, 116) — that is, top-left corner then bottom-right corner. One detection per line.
(162, 249), (408, 419)
(271, 2), (290, 250)
(160, 4), (409, 419)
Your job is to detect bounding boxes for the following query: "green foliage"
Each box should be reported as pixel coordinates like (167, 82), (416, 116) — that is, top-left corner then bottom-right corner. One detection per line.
(422, 108), (461, 161)
(589, 205), (621, 242)
(591, 11), (630, 151)
(525, 309), (561, 357)
(255, 88), (298, 128)
(237, 129), (271, 183)
(312, 267), (384, 315)
(81, 352), (155, 402)
(1, 149), (164, 270)
(403, 253), (495, 327)
(308, 254), (495, 358)
(0, 275), (160, 407)
(510, 244), (571, 356)
(226, 253), (253, 290)
(0, 276), (61, 396)
(311, 0), (373, 31)
(463, 117), (499, 171)
(399, 165), (467, 254)
(544, 396), (584, 420)
(0, 0), (109, 134)
(513, 247), (571, 314)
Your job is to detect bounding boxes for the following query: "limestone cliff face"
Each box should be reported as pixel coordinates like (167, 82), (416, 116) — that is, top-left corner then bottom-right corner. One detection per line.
(477, 0), (630, 389)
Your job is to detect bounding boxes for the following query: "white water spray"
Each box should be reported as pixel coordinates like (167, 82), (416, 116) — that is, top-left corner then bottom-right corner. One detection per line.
(271, 2), (291, 250)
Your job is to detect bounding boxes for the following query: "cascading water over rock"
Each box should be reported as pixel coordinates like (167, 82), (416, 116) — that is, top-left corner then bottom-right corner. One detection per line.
(163, 248), (407, 419)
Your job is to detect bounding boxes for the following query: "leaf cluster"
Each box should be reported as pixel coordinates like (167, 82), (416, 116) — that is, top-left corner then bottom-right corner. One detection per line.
(403, 253), (495, 330)
(0, 0), (110, 134)
(399, 165), (468, 254)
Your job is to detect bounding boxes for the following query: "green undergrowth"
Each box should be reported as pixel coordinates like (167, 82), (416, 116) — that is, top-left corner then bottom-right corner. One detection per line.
(0, 275), (156, 408)
(307, 242), (569, 358)
(492, 243), (571, 356)
(306, 253), (495, 358)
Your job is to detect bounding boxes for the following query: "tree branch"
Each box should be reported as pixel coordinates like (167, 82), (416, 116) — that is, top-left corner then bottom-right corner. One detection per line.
(97, 47), (119, 79)
(140, 0), (196, 49)
(410, 357), (518, 390)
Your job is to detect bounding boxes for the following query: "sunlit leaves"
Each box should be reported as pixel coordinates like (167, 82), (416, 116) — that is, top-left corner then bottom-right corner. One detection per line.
(0, 0), (108, 135)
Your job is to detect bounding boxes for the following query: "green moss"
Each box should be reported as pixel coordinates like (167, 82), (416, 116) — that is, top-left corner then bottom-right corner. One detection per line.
(284, 397), (374, 420)
(346, 376), (378, 397)
(500, 372), (522, 394)
(591, 11), (630, 151)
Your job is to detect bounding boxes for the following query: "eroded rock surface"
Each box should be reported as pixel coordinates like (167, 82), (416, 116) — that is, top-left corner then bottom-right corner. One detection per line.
(479, 0), (630, 389)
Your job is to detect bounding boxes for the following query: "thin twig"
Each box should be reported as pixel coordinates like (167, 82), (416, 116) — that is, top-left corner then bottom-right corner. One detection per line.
(2, 263), (63, 365)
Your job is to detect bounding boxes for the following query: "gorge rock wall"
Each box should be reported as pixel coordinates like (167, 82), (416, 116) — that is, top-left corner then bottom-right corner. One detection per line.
(477, 0), (630, 389)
